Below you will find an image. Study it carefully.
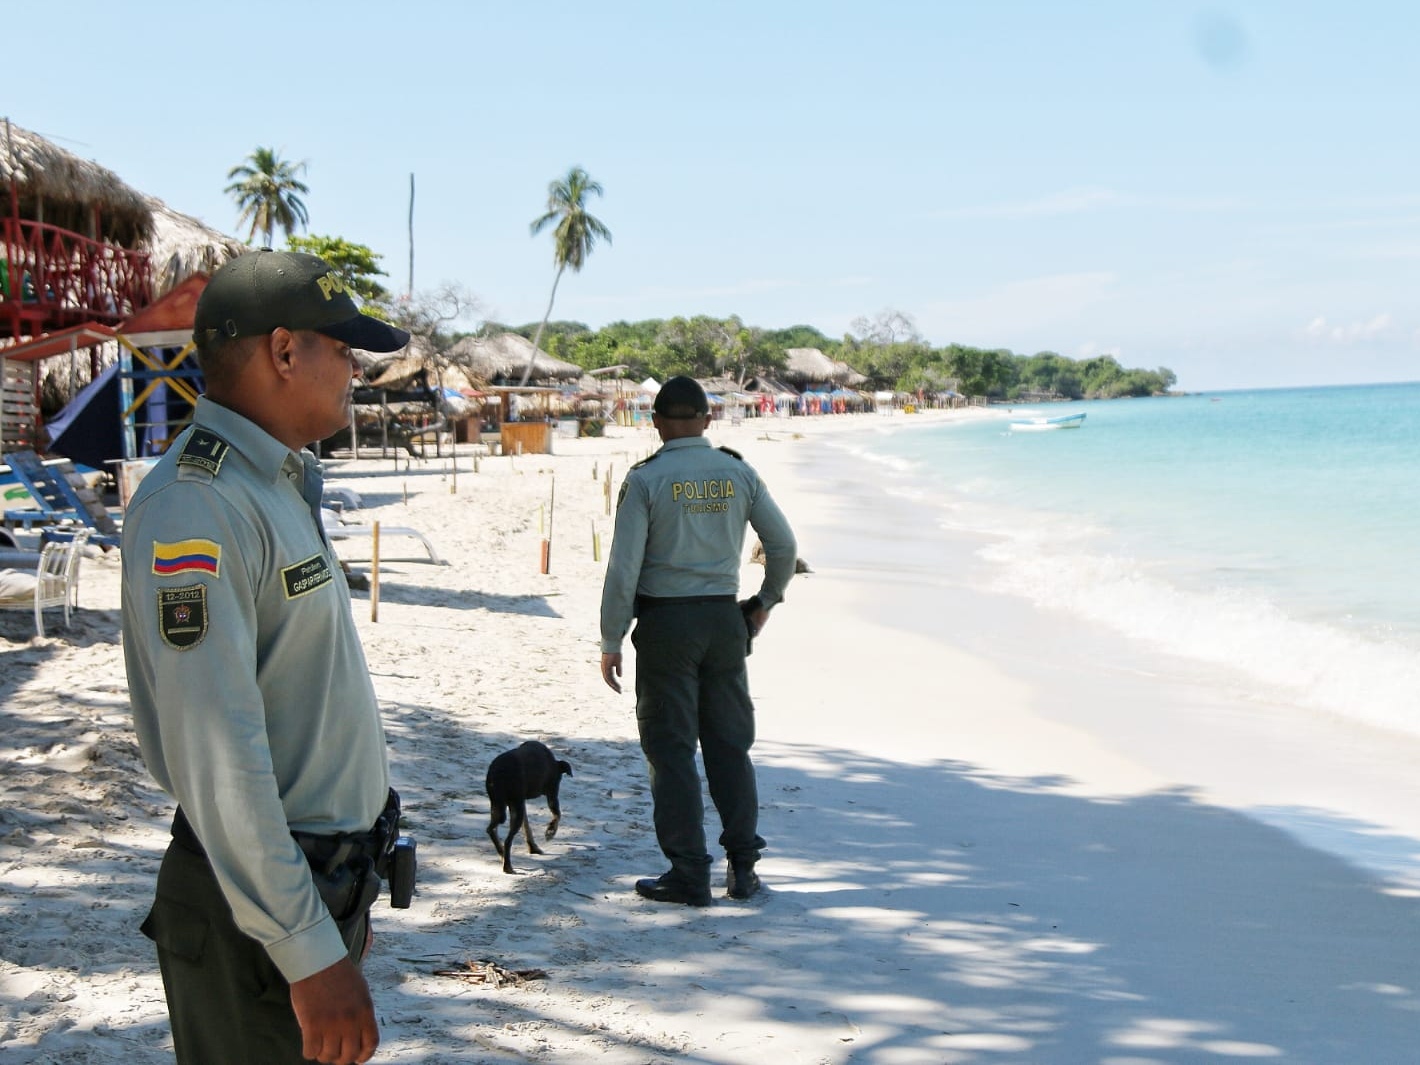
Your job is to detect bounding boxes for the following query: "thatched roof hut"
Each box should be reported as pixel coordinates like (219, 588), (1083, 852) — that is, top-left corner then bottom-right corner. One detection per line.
(2, 120), (246, 306)
(743, 373), (800, 399)
(0, 119), (153, 246)
(363, 340), (432, 388)
(838, 363), (870, 388)
(448, 333), (583, 384)
(366, 342), (488, 395)
(782, 347), (870, 388)
(697, 375), (757, 401)
(783, 346), (870, 388)
(143, 197), (245, 298)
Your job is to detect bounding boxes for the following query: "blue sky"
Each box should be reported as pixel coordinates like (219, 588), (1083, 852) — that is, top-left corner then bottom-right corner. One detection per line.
(9, 1), (1419, 390)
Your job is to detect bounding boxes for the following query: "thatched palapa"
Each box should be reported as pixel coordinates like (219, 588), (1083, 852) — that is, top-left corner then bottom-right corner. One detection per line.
(697, 375), (757, 401)
(1, 119), (153, 246)
(144, 197), (245, 298)
(365, 340), (487, 395)
(743, 373), (799, 399)
(448, 333), (582, 385)
(782, 347), (867, 388)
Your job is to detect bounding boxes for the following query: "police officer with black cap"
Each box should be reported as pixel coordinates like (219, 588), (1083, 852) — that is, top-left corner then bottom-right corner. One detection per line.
(122, 250), (412, 1065)
(600, 376), (798, 906)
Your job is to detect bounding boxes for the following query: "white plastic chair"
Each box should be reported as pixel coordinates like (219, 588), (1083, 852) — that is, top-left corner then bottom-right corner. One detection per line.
(321, 509), (445, 565)
(0, 527), (91, 636)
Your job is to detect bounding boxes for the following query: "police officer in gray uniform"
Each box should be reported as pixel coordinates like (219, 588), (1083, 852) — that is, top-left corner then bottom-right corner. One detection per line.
(600, 376), (797, 906)
(122, 250), (410, 1065)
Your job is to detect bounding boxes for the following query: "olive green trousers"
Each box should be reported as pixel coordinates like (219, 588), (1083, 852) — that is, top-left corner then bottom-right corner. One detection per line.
(632, 599), (767, 887)
(141, 841), (367, 1064)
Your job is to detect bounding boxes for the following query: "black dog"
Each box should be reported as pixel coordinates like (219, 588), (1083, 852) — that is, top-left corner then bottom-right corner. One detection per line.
(485, 741), (573, 874)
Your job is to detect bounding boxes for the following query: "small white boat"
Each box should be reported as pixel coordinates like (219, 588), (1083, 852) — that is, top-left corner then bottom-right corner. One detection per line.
(1010, 412), (1086, 432)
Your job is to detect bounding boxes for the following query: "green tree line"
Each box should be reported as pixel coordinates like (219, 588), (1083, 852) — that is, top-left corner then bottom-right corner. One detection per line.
(479, 317), (1177, 400)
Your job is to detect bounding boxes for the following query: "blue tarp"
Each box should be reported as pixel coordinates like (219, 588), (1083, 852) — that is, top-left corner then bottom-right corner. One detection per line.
(45, 362), (122, 471)
(45, 356), (196, 469)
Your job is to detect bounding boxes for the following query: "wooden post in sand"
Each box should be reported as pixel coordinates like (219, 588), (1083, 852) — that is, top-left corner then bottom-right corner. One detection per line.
(450, 447), (458, 494)
(540, 475), (555, 574)
(591, 519), (600, 562)
(370, 522), (381, 622)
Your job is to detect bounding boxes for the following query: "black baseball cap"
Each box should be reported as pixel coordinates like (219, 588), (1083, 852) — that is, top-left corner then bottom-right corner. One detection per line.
(194, 250), (410, 353)
(653, 376), (709, 418)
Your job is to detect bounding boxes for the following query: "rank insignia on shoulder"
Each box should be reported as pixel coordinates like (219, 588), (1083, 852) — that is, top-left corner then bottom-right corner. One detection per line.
(718, 446), (744, 460)
(152, 538), (221, 578)
(176, 429), (231, 476)
(158, 585), (208, 650)
(630, 453), (659, 469)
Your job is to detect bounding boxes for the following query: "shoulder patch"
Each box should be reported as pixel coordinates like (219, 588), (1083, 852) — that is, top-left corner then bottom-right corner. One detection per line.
(616, 480), (630, 510)
(177, 429), (231, 477)
(158, 585), (208, 650)
(281, 554), (334, 599)
(152, 538), (221, 578)
(718, 446), (743, 460)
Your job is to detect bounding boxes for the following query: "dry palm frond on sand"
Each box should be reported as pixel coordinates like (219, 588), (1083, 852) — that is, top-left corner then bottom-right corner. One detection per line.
(433, 960), (550, 988)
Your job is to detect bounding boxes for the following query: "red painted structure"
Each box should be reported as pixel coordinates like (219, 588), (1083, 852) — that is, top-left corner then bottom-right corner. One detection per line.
(0, 216), (152, 342)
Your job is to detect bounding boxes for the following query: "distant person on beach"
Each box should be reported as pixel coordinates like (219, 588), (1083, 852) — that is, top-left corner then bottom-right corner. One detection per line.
(599, 375), (798, 906)
(121, 250), (411, 1065)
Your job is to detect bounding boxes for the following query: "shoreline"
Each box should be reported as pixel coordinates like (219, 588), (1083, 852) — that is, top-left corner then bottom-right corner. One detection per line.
(3, 409), (1420, 1061)
(748, 413), (1420, 885)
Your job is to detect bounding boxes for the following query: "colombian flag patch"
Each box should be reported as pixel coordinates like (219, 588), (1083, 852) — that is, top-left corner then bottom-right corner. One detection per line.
(152, 538), (222, 578)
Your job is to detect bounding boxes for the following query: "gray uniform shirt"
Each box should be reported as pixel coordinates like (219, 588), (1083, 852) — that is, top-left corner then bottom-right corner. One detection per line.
(600, 436), (797, 653)
(122, 396), (389, 983)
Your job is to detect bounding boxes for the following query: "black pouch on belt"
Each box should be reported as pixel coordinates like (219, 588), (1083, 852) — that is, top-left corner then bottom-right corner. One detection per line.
(292, 789), (401, 920)
(308, 853), (382, 923)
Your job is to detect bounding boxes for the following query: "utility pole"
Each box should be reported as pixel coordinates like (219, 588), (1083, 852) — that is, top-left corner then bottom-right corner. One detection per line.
(407, 173), (415, 298)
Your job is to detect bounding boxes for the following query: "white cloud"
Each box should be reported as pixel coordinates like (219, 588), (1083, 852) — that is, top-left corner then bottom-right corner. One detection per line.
(1301, 313), (1394, 344)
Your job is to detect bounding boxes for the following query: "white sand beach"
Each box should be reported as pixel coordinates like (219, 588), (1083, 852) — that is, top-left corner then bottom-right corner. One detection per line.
(5, 408), (1420, 1064)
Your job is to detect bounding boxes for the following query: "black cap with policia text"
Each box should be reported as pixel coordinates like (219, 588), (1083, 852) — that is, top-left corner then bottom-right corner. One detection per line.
(193, 249), (410, 354)
(653, 375), (710, 419)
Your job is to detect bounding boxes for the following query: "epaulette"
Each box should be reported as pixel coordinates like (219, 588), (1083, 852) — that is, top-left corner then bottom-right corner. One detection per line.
(718, 446), (744, 460)
(630, 453), (659, 470)
(175, 428), (232, 479)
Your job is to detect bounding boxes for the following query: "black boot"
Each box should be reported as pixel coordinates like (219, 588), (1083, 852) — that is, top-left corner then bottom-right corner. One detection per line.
(635, 873), (712, 907)
(726, 859), (761, 900)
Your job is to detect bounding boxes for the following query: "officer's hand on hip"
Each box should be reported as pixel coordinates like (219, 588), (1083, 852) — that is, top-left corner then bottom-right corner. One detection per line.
(601, 652), (623, 694)
(747, 606), (770, 637)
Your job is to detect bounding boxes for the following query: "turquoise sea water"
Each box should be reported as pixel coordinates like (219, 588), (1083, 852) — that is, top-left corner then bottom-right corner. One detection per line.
(813, 383), (1420, 739)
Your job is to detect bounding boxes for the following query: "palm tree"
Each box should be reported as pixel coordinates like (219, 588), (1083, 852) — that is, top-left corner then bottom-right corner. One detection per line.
(225, 147), (310, 247)
(520, 166), (612, 386)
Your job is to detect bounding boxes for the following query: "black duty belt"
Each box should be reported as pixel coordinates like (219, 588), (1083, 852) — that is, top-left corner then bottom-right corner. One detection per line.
(635, 594), (737, 611)
(171, 788), (401, 878)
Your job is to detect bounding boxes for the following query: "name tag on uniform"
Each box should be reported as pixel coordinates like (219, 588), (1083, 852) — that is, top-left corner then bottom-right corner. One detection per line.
(281, 553), (334, 599)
